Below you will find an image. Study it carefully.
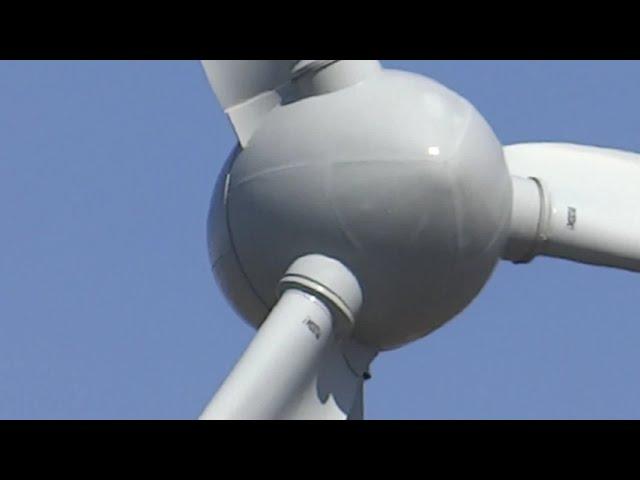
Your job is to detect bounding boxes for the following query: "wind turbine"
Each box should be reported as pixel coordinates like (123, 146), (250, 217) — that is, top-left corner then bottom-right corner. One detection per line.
(197, 60), (640, 420)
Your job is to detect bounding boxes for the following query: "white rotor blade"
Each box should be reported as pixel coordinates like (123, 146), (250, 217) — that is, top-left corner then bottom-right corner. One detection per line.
(200, 289), (376, 420)
(201, 60), (298, 146)
(200, 254), (377, 420)
(503, 143), (640, 272)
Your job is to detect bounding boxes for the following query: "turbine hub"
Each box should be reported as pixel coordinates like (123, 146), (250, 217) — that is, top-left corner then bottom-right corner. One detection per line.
(208, 67), (512, 350)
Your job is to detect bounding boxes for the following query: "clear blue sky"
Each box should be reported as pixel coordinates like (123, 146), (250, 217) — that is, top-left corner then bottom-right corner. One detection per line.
(1, 60), (639, 420)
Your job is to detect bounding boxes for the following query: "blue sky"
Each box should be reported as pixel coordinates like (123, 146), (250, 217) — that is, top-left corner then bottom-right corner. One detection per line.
(0, 60), (639, 419)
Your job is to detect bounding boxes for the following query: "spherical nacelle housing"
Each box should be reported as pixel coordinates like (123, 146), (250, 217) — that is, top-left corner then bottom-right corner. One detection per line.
(208, 69), (512, 351)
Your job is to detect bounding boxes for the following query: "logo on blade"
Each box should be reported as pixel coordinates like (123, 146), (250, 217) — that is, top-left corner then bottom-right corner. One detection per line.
(303, 318), (322, 340)
(567, 207), (577, 230)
